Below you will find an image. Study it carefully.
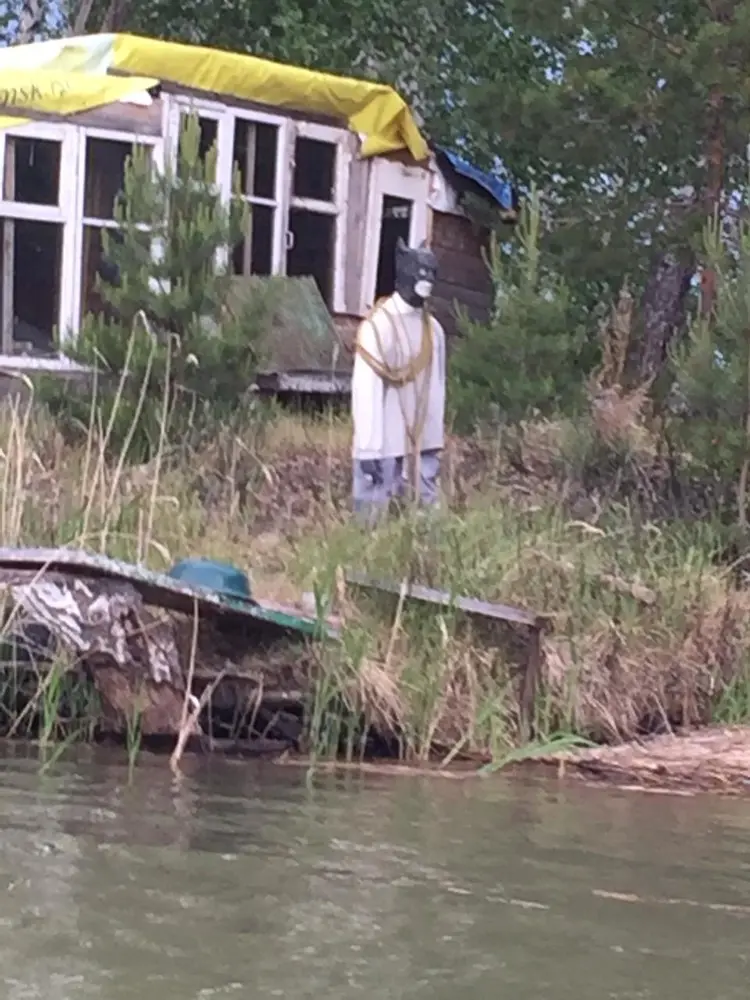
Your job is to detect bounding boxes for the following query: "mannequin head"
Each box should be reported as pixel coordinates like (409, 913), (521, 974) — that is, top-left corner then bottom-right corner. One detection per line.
(394, 238), (438, 308)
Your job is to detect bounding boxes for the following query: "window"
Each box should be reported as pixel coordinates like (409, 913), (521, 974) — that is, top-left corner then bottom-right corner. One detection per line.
(286, 122), (348, 310)
(167, 99), (350, 308)
(230, 116), (281, 278)
(77, 129), (160, 323)
(375, 196), (413, 300)
(0, 125), (77, 355)
(168, 99), (288, 280)
(361, 159), (429, 314)
(293, 136), (336, 201)
(178, 113), (219, 180)
(5, 136), (61, 206)
(0, 102), (359, 360)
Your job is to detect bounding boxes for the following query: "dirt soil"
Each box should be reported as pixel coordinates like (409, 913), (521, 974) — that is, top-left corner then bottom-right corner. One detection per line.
(243, 430), (563, 536)
(550, 726), (750, 795)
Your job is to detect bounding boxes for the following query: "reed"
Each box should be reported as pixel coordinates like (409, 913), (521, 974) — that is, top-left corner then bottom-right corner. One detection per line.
(0, 365), (747, 767)
(125, 701), (144, 782)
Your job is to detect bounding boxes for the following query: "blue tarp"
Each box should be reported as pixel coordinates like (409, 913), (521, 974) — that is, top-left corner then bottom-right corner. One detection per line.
(435, 146), (516, 213)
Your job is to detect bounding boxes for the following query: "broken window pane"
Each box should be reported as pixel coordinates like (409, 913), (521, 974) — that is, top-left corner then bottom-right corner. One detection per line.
(2, 136), (61, 206)
(232, 203), (274, 276)
(81, 225), (153, 322)
(286, 208), (335, 305)
(178, 114), (218, 181)
(81, 226), (109, 321)
(232, 120), (277, 199)
(0, 217), (62, 353)
(84, 138), (153, 221)
(293, 137), (336, 202)
(376, 196), (413, 299)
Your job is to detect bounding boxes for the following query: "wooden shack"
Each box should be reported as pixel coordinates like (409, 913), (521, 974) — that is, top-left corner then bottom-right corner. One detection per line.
(0, 33), (516, 386)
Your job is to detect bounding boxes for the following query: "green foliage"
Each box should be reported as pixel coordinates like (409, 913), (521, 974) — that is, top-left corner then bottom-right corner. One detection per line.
(457, 1), (750, 328)
(125, 0), (546, 152)
(40, 115), (272, 461)
(669, 210), (750, 514)
(448, 190), (587, 433)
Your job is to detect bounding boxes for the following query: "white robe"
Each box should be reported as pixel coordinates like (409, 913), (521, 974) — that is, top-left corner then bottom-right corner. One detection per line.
(351, 293), (445, 461)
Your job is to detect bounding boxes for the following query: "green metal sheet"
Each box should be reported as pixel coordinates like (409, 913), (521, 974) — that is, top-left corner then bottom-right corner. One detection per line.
(0, 548), (337, 640)
(225, 275), (353, 377)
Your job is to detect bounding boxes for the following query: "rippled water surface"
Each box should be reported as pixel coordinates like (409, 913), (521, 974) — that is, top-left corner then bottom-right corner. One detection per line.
(1, 746), (749, 999)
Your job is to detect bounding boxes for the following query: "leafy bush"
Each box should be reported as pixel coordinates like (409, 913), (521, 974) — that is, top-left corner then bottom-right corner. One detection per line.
(448, 188), (587, 434)
(40, 115), (273, 461)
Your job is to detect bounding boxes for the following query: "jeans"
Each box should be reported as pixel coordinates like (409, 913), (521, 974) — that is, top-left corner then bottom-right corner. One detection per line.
(353, 449), (441, 523)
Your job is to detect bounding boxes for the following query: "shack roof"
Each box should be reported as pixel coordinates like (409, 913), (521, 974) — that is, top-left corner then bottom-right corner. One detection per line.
(0, 32), (429, 160)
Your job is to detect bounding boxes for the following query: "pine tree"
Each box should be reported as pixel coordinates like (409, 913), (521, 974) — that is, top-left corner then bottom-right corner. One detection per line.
(47, 114), (271, 460)
(448, 189), (587, 435)
(670, 208), (750, 523)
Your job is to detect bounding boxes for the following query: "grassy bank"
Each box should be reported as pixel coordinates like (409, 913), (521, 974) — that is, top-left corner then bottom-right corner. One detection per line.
(0, 395), (749, 765)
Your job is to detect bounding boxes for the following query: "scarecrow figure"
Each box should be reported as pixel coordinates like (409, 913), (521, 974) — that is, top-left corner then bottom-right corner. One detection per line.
(351, 238), (446, 522)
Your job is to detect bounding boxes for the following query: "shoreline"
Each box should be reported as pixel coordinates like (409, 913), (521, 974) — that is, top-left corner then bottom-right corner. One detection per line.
(3, 724), (748, 797)
(1, 408), (750, 787)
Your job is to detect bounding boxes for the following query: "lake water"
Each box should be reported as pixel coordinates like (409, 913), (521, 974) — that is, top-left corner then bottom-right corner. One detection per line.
(1, 746), (749, 999)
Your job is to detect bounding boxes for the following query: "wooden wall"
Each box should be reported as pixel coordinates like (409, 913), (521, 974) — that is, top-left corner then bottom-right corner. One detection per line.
(6, 99), (164, 135)
(430, 211), (493, 340)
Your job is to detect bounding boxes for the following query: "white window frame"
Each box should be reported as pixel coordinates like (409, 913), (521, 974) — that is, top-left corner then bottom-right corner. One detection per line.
(165, 97), (351, 307)
(222, 107), (290, 277)
(360, 159), (430, 314)
(166, 95), (290, 277)
(289, 120), (350, 312)
(163, 92), (225, 181)
(72, 126), (164, 336)
(0, 121), (79, 354)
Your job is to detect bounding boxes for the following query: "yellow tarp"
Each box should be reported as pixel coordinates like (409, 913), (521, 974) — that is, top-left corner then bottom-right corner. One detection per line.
(0, 68), (158, 117)
(0, 33), (429, 161)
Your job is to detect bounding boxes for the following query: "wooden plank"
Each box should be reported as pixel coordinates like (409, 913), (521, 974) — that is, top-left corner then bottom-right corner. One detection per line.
(345, 571), (542, 628)
(433, 280), (492, 314)
(434, 244), (491, 290)
(255, 371), (351, 394)
(162, 82), (344, 129)
(432, 211), (490, 255)
(242, 122), (256, 275)
(519, 627), (541, 744)
(343, 148), (370, 314)
(346, 571), (549, 742)
(0, 102), (163, 136)
(1, 137), (15, 354)
(374, 148), (427, 167)
(66, 101), (163, 136)
(431, 299), (489, 337)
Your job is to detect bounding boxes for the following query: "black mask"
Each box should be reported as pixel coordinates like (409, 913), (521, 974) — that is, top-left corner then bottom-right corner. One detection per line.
(394, 238), (438, 308)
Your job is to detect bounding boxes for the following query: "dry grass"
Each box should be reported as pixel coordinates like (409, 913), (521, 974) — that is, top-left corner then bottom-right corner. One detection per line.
(0, 388), (749, 767)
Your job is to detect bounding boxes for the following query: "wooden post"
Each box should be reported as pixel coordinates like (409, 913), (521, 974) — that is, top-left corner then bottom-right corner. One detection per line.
(242, 123), (256, 276)
(426, 205), (434, 248)
(1, 137), (15, 353)
(518, 622), (543, 745)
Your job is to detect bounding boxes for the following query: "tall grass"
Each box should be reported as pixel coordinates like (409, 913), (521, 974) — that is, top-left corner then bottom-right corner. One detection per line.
(0, 359), (748, 767)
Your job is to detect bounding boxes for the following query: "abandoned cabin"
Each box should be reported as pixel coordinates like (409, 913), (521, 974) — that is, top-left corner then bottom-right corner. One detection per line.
(0, 33), (516, 392)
